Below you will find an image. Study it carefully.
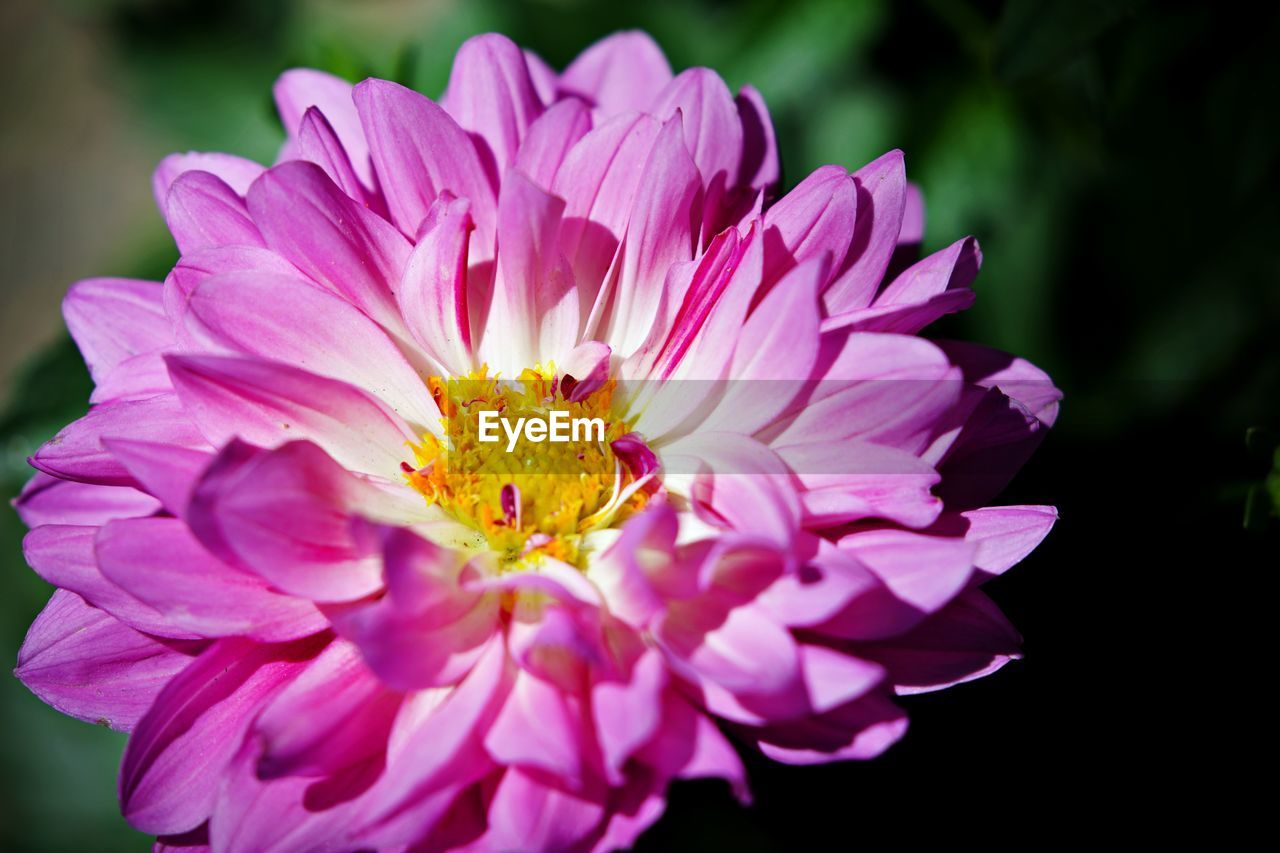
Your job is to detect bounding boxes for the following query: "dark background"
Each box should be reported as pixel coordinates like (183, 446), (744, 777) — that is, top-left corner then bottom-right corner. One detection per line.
(1, 0), (1274, 848)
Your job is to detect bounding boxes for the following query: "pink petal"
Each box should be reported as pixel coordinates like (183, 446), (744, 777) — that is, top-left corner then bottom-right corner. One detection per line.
(63, 278), (170, 384)
(102, 439), (213, 517)
(164, 170), (264, 254)
(246, 161), (410, 332)
(398, 193), (475, 376)
(273, 68), (371, 185)
(697, 256), (825, 436)
(592, 648), (667, 783)
(775, 440), (943, 529)
(650, 68), (743, 192)
(514, 98), (592, 190)
(22, 525), (198, 639)
(482, 769), (604, 852)
(328, 526), (498, 690)
(559, 30), (673, 116)
(153, 152), (263, 211)
(186, 440), (390, 603)
(816, 528), (977, 640)
(736, 84), (779, 193)
(353, 78), (496, 244)
(856, 589), (1022, 693)
(164, 245), (303, 322)
(483, 170), (578, 372)
(254, 639), (401, 778)
(824, 150), (908, 313)
(96, 516), (326, 641)
(442, 34), (545, 184)
(953, 505), (1057, 578)
(351, 639), (509, 843)
(553, 112), (661, 310)
(598, 116), (702, 355)
(166, 354), (416, 477)
(179, 270), (435, 428)
(14, 473), (160, 527)
(294, 106), (380, 210)
(484, 668), (585, 785)
(120, 635), (327, 834)
(15, 590), (200, 731)
(30, 394), (208, 487)
(761, 165), (856, 292)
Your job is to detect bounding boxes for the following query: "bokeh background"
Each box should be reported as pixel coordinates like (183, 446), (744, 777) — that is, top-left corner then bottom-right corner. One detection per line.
(1, 0), (1275, 848)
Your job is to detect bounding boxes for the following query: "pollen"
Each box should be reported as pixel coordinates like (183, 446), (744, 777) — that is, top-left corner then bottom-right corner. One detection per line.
(405, 365), (650, 569)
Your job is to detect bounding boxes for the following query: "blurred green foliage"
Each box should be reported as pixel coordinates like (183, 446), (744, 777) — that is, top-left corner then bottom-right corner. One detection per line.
(2, 0), (1277, 849)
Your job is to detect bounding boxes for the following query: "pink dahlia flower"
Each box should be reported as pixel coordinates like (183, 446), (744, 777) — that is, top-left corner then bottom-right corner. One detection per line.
(14, 31), (1059, 852)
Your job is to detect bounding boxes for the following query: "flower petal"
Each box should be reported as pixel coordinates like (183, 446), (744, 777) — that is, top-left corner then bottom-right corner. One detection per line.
(559, 30), (673, 116)
(120, 635), (326, 834)
(166, 354), (416, 477)
(442, 34), (545, 183)
(96, 516), (326, 641)
(353, 78), (496, 244)
(165, 171), (264, 254)
(15, 590), (201, 731)
(63, 278), (170, 384)
(246, 161), (410, 332)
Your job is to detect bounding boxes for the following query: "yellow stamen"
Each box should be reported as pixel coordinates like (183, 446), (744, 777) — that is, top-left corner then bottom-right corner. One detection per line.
(405, 366), (648, 569)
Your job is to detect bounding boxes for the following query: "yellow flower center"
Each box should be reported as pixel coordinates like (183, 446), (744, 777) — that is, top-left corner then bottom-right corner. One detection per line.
(405, 366), (650, 569)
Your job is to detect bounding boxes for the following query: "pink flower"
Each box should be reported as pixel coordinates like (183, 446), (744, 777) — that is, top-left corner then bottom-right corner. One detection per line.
(14, 31), (1059, 852)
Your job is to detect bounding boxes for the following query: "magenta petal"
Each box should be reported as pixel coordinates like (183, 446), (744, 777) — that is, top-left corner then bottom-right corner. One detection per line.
(14, 473), (159, 527)
(601, 116), (702, 355)
(736, 84), (780, 193)
(482, 769), (604, 852)
(558, 340), (612, 402)
(824, 150), (908, 313)
(103, 439), (212, 517)
(484, 169), (578, 372)
(592, 649), (667, 783)
(353, 78), (496, 244)
(273, 68), (371, 185)
(63, 278), (170, 384)
(352, 639), (509, 843)
(164, 170), (265, 254)
(817, 528), (977, 640)
(700, 256), (825, 435)
(153, 152), (263, 211)
(294, 106), (379, 210)
(166, 354), (416, 477)
(15, 590), (201, 731)
(328, 526), (498, 690)
(254, 639), (401, 778)
(187, 440), (388, 603)
(877, 236), (981, 306)
(559, 30), (673, 116)
(484, 668), (585, 786)
(164, 245), (303, 321)
(856, 589), (1023, 693)
(754, 691), (908, 765)
(179, 269), (435, 428)
(246, 161), (410, 332)
(120, 634), (326, 835)
(397, 193), (474, 377)
(955, 505), (1057, 578)
(514, 98), (592, 190)
(96, 516), (326, 641)
(761, 165), (857, 291)
(554, 112), (661, 307)
(442, 34), (545, 183)
(23, 526), (198, 639)
(650, 68), (743, 193)
(31, 394), (208, 487)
